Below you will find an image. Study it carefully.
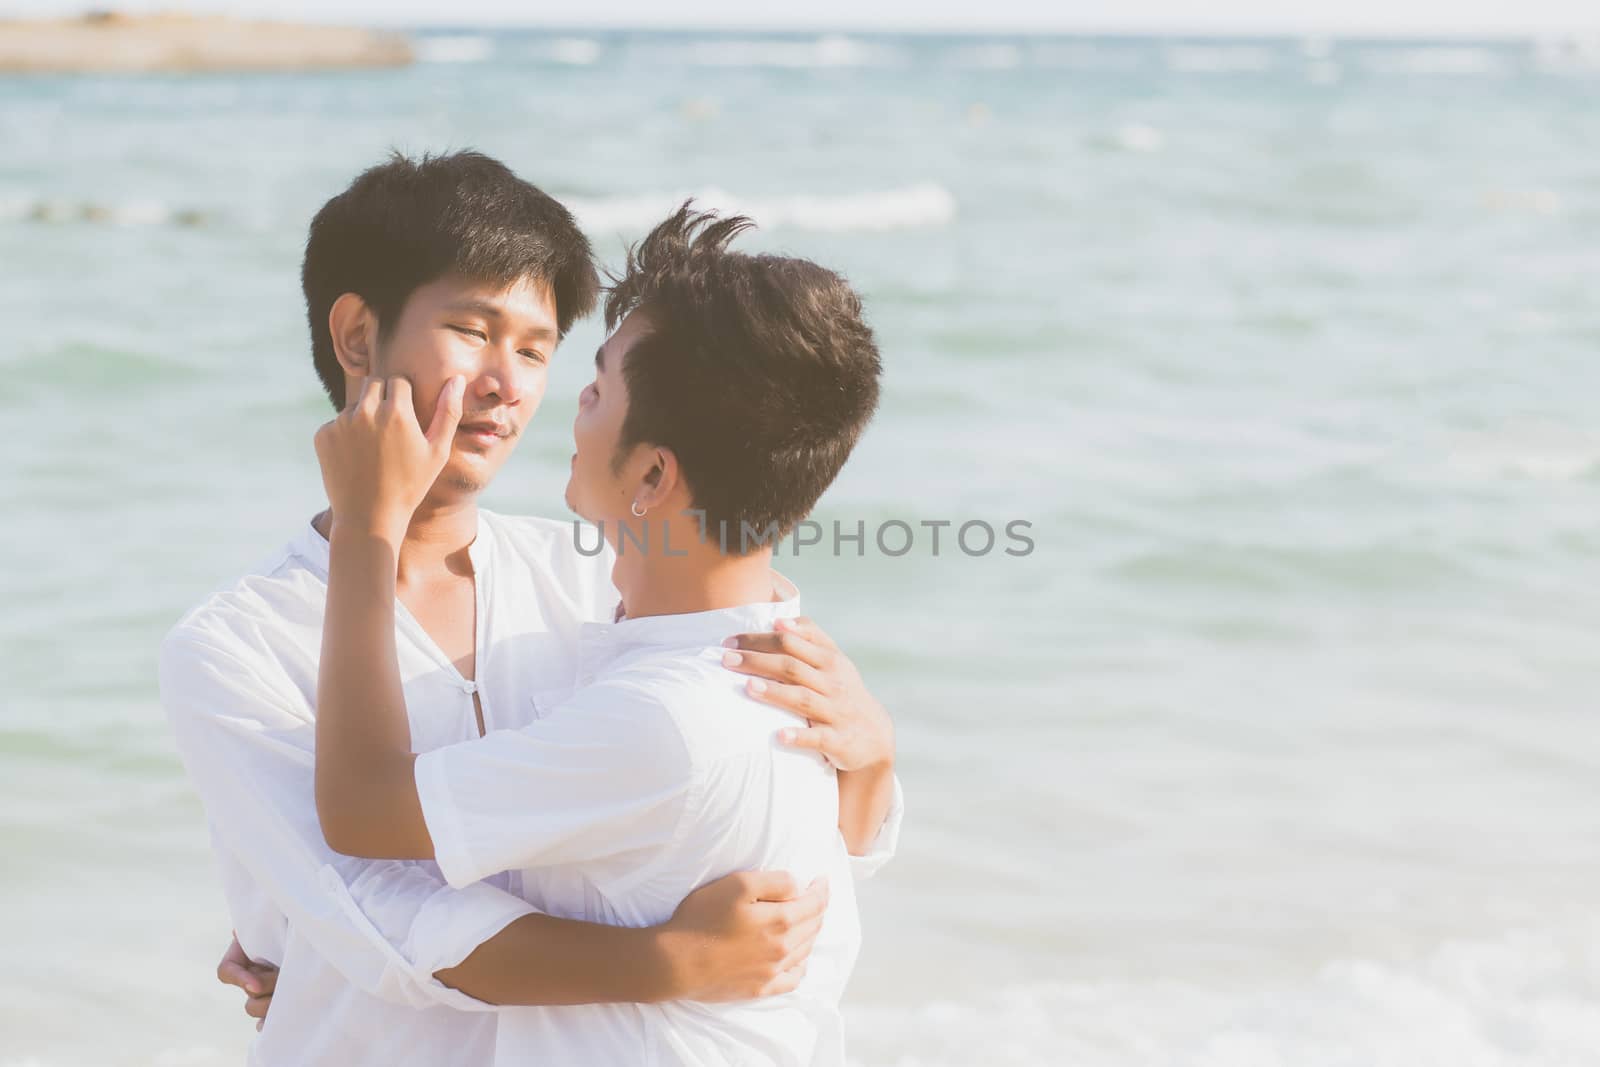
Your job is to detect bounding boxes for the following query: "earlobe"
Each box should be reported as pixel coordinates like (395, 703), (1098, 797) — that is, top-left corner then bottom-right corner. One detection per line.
(328, 292), (376, 377)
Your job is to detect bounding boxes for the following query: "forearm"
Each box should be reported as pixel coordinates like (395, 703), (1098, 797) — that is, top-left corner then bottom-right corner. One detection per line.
(316, 525), (432, 859)
(836, 760), (896, 856)
(434, 913), (686, 1006)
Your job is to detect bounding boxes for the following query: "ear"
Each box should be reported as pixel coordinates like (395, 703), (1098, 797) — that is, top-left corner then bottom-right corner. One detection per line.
(327, 292), (379, 378)
(637, 447), (682, 509)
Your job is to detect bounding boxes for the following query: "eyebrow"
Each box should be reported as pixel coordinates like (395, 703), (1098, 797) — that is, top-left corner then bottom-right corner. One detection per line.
(443, 300), (558, 341)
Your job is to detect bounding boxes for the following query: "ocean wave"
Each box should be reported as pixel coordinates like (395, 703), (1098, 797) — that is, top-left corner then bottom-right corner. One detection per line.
(1358, 46), (1511, 76)
(844, 922), (1600, 1067)
(1164, 44), (1279, 74)
(415, 34), (495, 64)
(532, 37), (604, 66)
(948, 43), (1024, 70)
(565, 184), (956, 235)
(1446, 424), (1600, 482)
(1111, 122), (1164, 154)
(1030, 42), (1147, 71)
(670, 35), (898, 68)
(1534, 35), (1600, 74)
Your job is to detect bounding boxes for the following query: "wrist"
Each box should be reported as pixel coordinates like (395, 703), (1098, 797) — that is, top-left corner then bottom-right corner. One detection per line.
(637, 925), (693, 1003)
(328, 513), (409, 547)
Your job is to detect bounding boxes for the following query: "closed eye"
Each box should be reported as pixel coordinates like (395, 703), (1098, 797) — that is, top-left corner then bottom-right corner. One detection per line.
(448, 325), (488, 341)
(520, 349), (547, 365)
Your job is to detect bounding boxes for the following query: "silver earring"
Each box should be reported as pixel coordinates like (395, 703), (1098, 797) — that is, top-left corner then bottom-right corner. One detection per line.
(631, 500), (647, 518)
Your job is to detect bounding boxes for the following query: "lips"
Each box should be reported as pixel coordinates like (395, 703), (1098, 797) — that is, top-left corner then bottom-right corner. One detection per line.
(458, 421), (509, 438)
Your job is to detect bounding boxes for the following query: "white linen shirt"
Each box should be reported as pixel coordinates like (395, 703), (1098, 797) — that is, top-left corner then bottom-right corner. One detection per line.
(159, 510), (619, 1067)
(160, 511), (903, 1067)
(415, 584), (877, 1067)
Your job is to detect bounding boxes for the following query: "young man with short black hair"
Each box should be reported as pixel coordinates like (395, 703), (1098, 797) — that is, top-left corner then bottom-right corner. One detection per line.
(310, 203), (894, 1065)
(160, 156), (901, 1066)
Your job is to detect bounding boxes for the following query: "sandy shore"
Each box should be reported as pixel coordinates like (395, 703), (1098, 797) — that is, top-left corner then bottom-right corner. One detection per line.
(0, 13), (413, 74)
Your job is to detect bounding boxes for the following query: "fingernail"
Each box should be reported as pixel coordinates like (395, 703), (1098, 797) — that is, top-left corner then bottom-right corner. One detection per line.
(722, 636), (738, 648)
(749, 678), (767, 694)
(722, 651), (742, 667)
(774, 618), (790, 631)
(777, 728), (796, 744)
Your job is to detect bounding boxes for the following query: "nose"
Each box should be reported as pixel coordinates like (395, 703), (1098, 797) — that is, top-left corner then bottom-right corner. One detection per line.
(472, 342), (525, 409)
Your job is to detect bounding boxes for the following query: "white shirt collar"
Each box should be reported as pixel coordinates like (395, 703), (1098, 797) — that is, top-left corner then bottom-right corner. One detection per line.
(579, 572), (801, 672)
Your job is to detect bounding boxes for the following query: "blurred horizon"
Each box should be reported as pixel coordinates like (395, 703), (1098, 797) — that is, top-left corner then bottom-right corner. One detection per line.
(6, 0), (1600, 37)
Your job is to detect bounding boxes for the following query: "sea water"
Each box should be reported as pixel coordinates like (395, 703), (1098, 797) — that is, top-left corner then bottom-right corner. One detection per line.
(1, 30), (1598, 1066)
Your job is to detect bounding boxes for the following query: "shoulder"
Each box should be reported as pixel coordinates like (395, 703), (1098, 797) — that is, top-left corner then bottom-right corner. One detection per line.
(558, 651), (725, 744)
(480, 510), (618, 623)
(589, 648), (758, 763)
(159, 543), (320, 706)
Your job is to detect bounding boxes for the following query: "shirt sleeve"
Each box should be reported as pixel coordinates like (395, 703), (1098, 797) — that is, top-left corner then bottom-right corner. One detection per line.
(847, 773), (905, 880)
(415, 678), (694, 890)
(159, 626), (536, 1011)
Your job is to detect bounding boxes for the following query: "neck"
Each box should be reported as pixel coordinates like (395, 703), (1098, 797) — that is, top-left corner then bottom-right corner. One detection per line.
(612, 531), (778, 620)
(313, 496), (480, 583)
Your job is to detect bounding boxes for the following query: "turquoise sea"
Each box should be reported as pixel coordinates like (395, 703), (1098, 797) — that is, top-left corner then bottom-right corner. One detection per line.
(3, 29), (1599, 1066)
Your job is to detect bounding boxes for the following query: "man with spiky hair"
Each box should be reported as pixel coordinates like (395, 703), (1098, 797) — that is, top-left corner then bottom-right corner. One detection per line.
(160, 156), (901, 1066)
(309, 203), (895, 1065)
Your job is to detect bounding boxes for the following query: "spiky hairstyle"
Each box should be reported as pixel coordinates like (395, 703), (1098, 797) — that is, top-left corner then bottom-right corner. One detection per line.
(604, 203), (881, 548)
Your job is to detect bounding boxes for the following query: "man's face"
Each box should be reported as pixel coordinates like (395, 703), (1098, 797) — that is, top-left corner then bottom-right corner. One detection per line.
(565, 309), (649, 524)
(368, 274), (559, 500)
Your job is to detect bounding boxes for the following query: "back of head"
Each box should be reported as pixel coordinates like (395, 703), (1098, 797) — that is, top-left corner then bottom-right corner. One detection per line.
(301, 150), (598, 408)
(605, 204), (882, 547)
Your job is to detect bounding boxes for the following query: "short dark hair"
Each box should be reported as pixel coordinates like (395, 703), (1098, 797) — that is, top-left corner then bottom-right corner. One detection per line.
(301, 150), (599, 408)
(604, 203), (881, 549)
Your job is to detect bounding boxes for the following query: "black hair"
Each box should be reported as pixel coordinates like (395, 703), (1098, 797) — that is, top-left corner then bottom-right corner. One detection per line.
(302, 150), (598, 408)
(604, 203), (881, 549)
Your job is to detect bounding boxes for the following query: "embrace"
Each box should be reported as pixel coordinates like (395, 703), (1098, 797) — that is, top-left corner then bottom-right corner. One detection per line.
(158, 151), (903, 1066)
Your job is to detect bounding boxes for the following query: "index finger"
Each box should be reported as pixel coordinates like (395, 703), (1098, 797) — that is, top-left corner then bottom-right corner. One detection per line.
(724, 629), (830, 670)
(384, 376), (413, 412)
(343, 376), (367, 415)
(778, 878), (830, 923)
(778, 615), (836, 651)
(217, 959), (263, 996)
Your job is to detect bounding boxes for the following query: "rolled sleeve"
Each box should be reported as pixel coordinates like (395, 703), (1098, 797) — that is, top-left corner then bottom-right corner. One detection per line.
(848, 774), (904, 880)
(415, 745), (485, 892)
(323, 866), (537, 1010)
(160, 626), (533, 1011)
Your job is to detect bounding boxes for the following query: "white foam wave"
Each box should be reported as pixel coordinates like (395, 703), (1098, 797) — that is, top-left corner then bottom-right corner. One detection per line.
(532, 37), (603, 66)
(1482, 187), (1563, 215)
(1031, 43), (1145, 71)
(1359, 46), (1510, 76)
(1447, 424), (1600, 482)
(1534, 35), (1600, 74)
(1164, 44), (1278, 74)
(674, 35), (895, 69)
(566, 184), (956, 235)
(1112, 123), (1164, 154)
(950, 43), (1023, 70)
(415, 34), (494, 64)
(845, 922), (1600, 1067)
